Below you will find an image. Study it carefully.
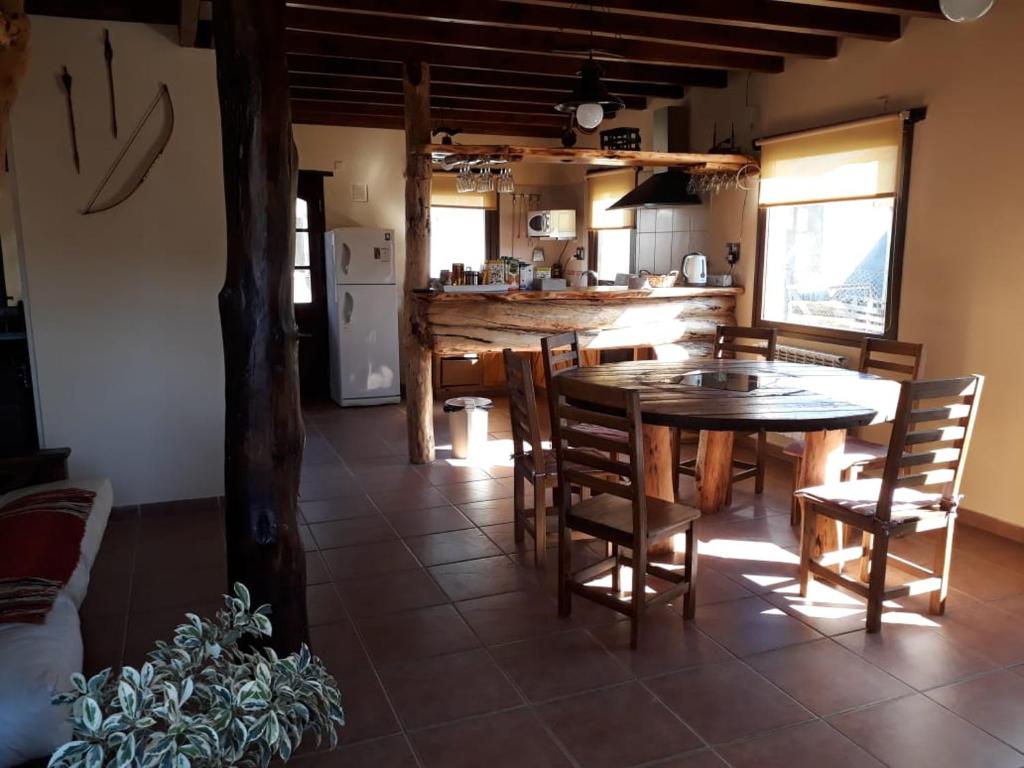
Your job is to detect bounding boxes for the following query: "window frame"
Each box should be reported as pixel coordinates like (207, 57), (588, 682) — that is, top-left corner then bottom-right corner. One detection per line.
(752, 108), (925, 346)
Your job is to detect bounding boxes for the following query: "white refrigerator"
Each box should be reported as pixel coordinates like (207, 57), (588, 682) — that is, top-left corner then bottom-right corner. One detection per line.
(325, 227), (401, 407)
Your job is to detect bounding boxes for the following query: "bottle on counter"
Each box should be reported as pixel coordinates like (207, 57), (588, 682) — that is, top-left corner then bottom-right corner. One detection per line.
(451, 263), (465, 286)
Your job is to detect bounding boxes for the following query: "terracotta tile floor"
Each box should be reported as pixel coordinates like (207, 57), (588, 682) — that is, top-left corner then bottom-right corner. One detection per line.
(83, 398), (1024, 768)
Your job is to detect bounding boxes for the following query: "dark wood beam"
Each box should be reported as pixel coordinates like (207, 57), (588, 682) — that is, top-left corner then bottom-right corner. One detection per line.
(291, 99), (567, 127)
(291, 109), (563, 138)
(287, 31), (728, 88)
(179, 0), (199, 46)
(26, 0), (177, 23)
(291, 0), (836, 58)
(291, 88), (569, 116)
(286, 7), (783, 73)
(288, 73), (648, 110)
(777, 0), (941, 15)
(522, 0), (903, 40)
(213, 0), (308, 653)
(287, 55), (686, 98)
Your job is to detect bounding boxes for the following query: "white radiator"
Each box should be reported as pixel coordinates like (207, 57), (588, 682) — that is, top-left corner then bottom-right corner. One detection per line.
(775, 344), (848, 368)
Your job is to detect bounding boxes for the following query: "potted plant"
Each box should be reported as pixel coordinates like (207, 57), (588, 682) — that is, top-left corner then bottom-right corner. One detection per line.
(48, 584), (344, 768)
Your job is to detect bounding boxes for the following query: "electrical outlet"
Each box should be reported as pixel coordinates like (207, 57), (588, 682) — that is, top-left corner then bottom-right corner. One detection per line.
(574, 247), (586, 261)
(726, 242), (741, 266)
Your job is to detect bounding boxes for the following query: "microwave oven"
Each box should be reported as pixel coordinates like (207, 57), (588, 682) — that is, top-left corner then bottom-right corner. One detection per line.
(527, 209), (577, 240)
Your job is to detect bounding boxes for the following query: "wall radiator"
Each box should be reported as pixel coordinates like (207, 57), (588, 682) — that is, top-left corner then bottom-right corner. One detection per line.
(775, 344), (848, 368)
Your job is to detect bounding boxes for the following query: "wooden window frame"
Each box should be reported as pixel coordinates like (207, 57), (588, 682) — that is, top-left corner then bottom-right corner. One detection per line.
(752, 108), (926, 347)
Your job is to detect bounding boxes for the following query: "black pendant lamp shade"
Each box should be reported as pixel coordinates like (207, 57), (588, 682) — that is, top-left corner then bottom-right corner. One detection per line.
(554, 59), (626, 120)
(607, 169), (702, 210)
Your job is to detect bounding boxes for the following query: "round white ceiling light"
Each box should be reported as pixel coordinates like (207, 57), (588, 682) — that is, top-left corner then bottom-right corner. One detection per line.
(575, 103), (605, 131)
(940, 0), (994, 22)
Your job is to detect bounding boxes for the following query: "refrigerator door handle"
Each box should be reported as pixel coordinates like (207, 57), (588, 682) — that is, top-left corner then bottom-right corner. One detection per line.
(342, 291), (354, 325)
(341, 243), (352, 275)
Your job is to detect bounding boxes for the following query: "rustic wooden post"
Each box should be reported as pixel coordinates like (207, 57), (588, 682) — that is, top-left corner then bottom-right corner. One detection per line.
(0, 1), (30, 160)
(213, 0), (308, 652)
(403, 61), (435, 463)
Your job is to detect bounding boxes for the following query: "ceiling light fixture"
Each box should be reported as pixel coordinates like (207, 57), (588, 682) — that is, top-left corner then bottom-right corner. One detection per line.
(940, 0), (994, 21)
(554, 57), (626, 133)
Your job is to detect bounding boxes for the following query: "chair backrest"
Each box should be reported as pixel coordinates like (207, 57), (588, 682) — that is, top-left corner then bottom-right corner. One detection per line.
(541, 331), (583, 429)
(551, 374), (647, 539)
(875, 375), (984, 522)
(502, 348), (546, 476)
(714, 325), (778, 361)
(859, 338), (924, 380)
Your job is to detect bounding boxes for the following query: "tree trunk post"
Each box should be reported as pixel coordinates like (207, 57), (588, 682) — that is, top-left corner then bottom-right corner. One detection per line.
(403, 61), (435, 464)
(213, 0), (308, 653)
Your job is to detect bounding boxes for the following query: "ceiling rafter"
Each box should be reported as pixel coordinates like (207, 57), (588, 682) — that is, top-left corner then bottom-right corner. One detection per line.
(776, 0), (942, 16)
(290, 88), (572, 117)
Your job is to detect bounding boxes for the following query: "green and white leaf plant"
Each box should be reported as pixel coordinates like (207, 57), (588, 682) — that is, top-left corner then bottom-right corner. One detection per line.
(48, 583), (344, 768)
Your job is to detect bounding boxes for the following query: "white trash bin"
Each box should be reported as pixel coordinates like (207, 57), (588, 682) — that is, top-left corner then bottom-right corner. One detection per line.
(445, 397), (492, 459)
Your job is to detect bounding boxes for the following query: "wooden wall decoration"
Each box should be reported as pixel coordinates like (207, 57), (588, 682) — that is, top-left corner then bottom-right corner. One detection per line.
(213, 0), (308, 653)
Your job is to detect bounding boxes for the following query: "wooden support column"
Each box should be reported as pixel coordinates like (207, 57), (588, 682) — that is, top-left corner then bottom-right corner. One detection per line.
(403, 61), (435, 463)
(213, 0), (308, 653)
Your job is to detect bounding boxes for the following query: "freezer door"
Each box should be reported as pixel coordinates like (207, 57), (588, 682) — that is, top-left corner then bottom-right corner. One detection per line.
(333, 227), (396, 285)
(336, 284), (401, 403)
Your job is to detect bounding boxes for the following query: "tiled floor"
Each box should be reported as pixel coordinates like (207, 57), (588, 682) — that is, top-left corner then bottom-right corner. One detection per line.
(82, 398), (1024, 768)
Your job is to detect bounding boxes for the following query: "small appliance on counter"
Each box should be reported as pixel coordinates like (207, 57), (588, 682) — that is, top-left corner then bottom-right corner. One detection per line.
(534, 277), (568, 291)
(682, 252), (708, 285)
(527, 209), (577, 239)
(706, 274), (734, 287)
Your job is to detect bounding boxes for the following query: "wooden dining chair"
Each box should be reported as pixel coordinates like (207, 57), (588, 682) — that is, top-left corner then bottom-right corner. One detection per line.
(787, 338), (925, 524)
(796, 375), (983, 632)
(676, 325), (778, 497)
(551, 374), (700, 648)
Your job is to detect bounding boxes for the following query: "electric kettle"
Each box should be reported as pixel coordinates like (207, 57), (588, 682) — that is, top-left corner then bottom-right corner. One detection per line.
(682, 252), (708, 285)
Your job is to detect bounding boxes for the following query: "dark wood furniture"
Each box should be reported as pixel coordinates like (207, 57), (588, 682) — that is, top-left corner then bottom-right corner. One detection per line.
(0, 303), (39, 458)
(786, 337), (924, 524)
(0, 448), (71, 495)
(503, 348), (559, 567)
(796, 375), (983, 632)
(677, 325), (777, 498)
(551, 374), (700, 648)
(559, 360), (902, 557)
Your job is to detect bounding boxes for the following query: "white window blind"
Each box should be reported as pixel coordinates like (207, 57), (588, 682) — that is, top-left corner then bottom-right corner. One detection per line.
(430, 174), (497, 210)
(587, 169), (636, 230)
(758, 114), (902, 207)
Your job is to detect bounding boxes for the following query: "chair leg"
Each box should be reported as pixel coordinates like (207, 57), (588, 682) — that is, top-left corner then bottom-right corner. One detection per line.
(670, 428), (681, 501)
(755, 430), (767, 494)
(930, 516), (956, 616)
(790, 458), (802, 526)
(799, 499), (816, 597)
(866, 532), (890, 633)
(513, 465), (525, 544)
(859, 532), (873, 583)
(557, 515), (571, 617)
(533, 481), (547, 567)
(609, 541), (620, 595)
(630, 543), (646, 649)
(682, 523), (698, 620)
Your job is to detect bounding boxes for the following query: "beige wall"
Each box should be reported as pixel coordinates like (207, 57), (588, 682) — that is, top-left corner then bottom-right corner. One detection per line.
(10, 17), (226, 505)
(689, 5), (1024, 527)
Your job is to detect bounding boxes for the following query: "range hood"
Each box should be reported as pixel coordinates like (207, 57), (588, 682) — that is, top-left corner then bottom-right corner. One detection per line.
(608, 106), (702, 209)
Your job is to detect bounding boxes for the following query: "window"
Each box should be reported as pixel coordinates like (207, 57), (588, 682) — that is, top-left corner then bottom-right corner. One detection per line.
(755, 111), (922, 341)
(594, 228), (633, 282)
(294, 197), (311, 304)
(430, 207), (487, 277)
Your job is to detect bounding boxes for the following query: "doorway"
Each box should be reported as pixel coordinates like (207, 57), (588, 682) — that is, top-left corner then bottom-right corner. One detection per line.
(294, 170), (330, 401)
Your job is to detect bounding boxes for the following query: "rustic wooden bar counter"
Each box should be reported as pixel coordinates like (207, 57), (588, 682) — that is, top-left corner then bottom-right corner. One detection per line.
(405, 285), (742, 462)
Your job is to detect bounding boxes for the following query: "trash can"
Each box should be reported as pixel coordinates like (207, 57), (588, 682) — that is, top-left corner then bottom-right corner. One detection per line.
(444, 397), (492, 459)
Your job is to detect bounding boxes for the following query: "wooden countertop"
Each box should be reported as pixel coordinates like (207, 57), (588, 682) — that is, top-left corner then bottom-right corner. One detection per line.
(413, 286), (744, 302)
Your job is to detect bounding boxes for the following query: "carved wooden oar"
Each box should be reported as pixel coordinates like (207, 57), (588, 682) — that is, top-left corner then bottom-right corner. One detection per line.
(104, 29), (117, 138)
(60, 66), (80, 173)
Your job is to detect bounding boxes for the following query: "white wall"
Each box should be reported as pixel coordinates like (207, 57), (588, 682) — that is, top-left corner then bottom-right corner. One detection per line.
(10, 17), (226, 506)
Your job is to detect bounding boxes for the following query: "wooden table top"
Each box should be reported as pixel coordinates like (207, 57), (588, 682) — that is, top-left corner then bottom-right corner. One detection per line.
(560, 359), (902, 432)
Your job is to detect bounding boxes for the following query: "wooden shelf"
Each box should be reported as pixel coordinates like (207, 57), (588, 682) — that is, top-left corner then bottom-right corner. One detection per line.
(420, 143), (757, 174)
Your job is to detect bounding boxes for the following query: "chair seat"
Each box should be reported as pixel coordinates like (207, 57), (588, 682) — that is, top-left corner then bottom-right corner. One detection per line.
(783, 436), (889, 468)
(796, 478), (946, 524)
(568, 493), (700, 541)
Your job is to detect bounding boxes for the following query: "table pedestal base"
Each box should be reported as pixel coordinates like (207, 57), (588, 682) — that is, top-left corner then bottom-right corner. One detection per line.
(696, 430), (735, 516)
(798, 429), (847, 559)
(643, 424), (677, 559)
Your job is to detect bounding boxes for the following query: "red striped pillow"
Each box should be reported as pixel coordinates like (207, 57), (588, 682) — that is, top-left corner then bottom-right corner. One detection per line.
(0, 488), (96, 623)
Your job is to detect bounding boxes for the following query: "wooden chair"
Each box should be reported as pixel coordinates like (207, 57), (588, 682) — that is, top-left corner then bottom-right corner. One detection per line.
(796, 375), (983, 633)
(503, 348), (560, 567)
(551, 374), (700, 648)
(677, 325), (778, 497)
(787, 338), (925, 524)
(540, 331), (585, 429)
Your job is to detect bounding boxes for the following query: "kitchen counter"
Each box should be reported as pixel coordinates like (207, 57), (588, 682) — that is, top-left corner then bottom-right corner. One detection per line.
(409, 285), (743, 356)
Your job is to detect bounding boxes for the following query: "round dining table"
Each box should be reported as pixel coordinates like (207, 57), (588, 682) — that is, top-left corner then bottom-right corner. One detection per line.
(559, 359), (903, 555)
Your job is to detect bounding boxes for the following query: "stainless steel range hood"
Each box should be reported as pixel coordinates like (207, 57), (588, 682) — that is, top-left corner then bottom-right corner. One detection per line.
(608, 106), (702, 209)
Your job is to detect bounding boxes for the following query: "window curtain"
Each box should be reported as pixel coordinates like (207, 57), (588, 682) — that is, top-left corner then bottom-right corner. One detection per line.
(586, 168), (636, 230)
(430, 174), (497, 210)
(758, 114), (902, 207)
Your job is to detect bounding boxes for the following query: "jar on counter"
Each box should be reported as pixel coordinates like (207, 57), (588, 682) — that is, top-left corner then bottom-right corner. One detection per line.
(451, 263), (465, 285)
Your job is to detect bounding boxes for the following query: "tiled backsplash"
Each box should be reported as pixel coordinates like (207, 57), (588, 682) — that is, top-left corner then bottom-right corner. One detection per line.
(635, 206), (709, 275)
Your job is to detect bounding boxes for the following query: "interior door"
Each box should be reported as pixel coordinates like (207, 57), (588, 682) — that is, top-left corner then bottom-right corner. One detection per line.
(295, 170), (330, 401)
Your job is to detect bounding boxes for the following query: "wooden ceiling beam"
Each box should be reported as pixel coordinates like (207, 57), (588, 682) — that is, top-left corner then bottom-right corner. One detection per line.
(775, 0), (942, 15)
(26, 0), (178, 24)
(291, 88), (570, 117)
(179, 0), (200, 46)
(285, 7), (784, 73)
(286, 31), (728, 88)
(291, 99), (569, 127)
(287, 55), (686, 98)
(519, 0), (903, 40)
(288, 73), (648, 110)
(288, 0), (837, 59)
(291, 109), (564, 139)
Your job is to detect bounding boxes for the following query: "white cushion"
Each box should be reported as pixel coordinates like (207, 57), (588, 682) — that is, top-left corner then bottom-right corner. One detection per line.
(0, 477), (112, 767)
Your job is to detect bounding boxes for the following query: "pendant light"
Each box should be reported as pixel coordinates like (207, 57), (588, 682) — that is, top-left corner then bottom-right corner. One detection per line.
(553, 5), (625, 133)
(940, 0), (994, 21)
